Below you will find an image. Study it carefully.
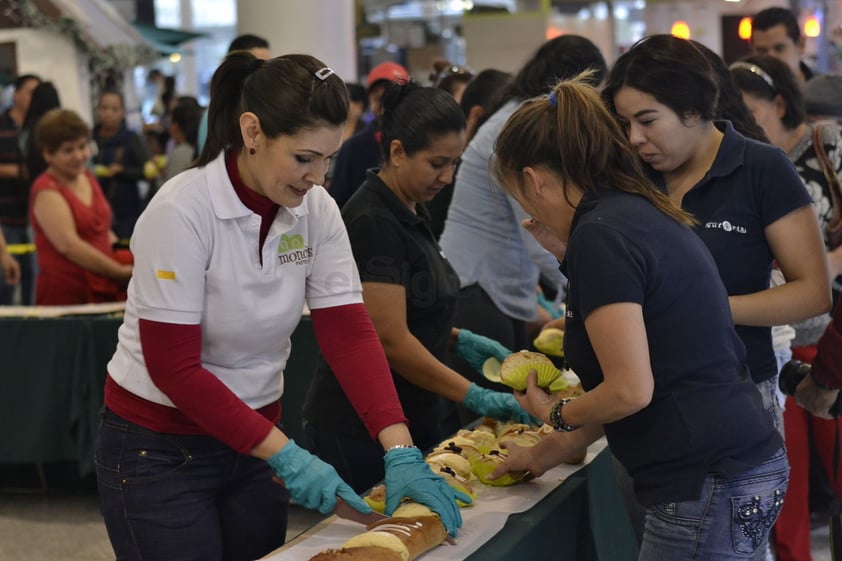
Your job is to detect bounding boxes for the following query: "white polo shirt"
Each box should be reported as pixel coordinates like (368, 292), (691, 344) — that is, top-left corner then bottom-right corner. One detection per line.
(107, 153), (363, 409)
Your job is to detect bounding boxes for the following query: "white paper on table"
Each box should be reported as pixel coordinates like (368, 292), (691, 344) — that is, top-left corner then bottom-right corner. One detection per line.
(261, 438), (607, 561)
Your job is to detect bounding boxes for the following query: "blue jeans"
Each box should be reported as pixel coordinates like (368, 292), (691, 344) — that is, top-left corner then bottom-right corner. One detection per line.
(756, 375), (786, 438)
(638, 448), (789, 560)
(95, 408), (290, 561)
(0, 224), (35, 305)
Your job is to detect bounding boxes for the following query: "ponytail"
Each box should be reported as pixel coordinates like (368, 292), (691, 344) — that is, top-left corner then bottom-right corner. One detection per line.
(196, 52), (257, 166)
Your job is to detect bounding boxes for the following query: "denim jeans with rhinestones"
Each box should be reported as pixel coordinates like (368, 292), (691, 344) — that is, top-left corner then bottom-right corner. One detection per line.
(638, 448), (789, 561)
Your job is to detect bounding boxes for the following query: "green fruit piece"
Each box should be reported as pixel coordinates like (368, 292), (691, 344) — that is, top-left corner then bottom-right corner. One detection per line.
(533, 328), (565, 357)
(363, 495), (385, 513)
(471, 454), (524, 486)
(482, 356), (502, 383)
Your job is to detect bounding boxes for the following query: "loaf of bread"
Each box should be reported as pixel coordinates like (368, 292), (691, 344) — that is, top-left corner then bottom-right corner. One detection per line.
(308, 546), (404, 560)
(337, 515), (446, 561)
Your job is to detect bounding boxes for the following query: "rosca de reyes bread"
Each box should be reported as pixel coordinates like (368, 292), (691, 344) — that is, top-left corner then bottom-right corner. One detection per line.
(341, 515), (447, 561)
(499, 350), (562, 391)
(308, 546), (404, 561)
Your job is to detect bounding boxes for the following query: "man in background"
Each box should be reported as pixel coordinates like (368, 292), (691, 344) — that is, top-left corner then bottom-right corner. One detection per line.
(0, 73), (40, 305)
(327, 61), (409, 208)
(751, 6), (815, 86)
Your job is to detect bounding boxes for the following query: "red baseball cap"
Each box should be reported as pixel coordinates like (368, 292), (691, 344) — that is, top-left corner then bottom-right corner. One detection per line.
(366, 61), (410, 91)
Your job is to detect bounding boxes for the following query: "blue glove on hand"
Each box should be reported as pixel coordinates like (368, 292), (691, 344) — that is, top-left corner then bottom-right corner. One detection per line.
(455, 329), (511, 374)
(384, 446), (471, 537)
(463, 383), (543, 425)
(267, 440), (372, 515)
(537, 291), (564, 320)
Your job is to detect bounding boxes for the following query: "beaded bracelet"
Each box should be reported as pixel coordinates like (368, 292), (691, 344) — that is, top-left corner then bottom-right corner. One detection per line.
(550, 398), (582, 432)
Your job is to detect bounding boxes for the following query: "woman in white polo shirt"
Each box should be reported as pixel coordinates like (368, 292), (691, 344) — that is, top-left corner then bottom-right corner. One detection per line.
(95, 52), (468, 561)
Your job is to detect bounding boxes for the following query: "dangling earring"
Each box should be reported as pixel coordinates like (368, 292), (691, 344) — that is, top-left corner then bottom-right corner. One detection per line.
(249, 147), (256, 155)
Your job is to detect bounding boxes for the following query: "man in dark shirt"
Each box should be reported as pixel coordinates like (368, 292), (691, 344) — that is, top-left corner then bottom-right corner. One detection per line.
(0, 73), (40, 305)
(327, 61), (409, 209)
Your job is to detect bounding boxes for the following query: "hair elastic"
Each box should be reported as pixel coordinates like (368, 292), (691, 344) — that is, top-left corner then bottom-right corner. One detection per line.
(730, 61), (776, 91)
(314, 67), (335, 81)
(548, 92), (558, 107)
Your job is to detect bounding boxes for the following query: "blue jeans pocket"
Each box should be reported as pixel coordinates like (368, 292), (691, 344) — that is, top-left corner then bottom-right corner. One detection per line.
(729, 451), (788, 555)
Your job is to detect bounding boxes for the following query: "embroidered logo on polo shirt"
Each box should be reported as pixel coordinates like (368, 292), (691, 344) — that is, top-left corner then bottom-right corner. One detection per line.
(704, 220), (747, 234)
(278, 233), (312, 265)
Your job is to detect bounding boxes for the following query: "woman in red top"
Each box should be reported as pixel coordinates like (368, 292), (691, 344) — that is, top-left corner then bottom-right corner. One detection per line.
(30, 109), (132, 305)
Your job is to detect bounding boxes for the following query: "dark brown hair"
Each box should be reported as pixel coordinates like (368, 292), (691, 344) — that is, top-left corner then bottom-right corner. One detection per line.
(35, 108), (90, 154)
(493, 72), (694, 226)
(196, 52), (349, 166)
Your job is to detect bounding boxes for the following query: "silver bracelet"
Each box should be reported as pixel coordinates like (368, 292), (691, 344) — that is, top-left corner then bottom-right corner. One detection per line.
(386, 444), (416, 452)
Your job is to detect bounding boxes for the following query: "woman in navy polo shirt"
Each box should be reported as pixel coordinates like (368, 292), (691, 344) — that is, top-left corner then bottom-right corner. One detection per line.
(603, 35), (831, 432)
(303, 81), (536, 493)
(489, 74), (787, 560)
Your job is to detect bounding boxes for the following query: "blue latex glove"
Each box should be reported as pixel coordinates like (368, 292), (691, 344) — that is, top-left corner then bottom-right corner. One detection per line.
(267, 440), (372, 515)
(537, 291), (564, 320)
(384, 446), (470, 537)
(463, 383), (543, 425)
(455, 329), (511, 374)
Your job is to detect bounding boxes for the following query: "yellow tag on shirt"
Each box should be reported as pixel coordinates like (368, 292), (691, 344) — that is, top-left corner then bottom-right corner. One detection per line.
(156, 270), (176, 280)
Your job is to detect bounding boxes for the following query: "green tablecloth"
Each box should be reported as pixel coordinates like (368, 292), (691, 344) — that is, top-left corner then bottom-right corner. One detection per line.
(0, 314), (317, 475)
(466, 448), (639, 561)
(0, 315), (121, 475)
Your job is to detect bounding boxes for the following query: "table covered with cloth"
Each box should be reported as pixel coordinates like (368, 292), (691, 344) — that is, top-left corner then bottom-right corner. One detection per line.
(0, 311), (317, 476)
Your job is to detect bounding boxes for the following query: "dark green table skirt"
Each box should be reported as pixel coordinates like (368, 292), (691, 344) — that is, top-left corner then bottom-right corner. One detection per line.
(0, 314), (317, 476)
(466, 447), (639, 561)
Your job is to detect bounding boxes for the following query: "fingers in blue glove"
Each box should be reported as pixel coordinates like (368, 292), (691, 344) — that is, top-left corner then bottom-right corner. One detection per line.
(383, 447), (465, 536)
(336, 483), (373, 515)
(267, 440), (356, 515)
(464, 383), (541, 425)
(455, 329), (513, 376)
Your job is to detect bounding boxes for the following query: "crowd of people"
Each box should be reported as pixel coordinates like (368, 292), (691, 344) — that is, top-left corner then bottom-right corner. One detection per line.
(2, 6), (842, 561)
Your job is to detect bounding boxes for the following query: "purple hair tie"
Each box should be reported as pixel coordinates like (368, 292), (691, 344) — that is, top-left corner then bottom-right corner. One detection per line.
(548, 92), (557, 107)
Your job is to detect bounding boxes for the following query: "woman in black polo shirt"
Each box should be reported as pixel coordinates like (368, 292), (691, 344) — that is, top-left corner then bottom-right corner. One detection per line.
(489, 75), (787, 560)
(302, 82), (536, 493)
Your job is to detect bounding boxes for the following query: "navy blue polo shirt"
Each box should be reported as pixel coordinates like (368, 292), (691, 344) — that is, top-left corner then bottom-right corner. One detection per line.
(303, 171), (461, 444)
(562, 190), (782, 506)
(650, 121), (812, 384)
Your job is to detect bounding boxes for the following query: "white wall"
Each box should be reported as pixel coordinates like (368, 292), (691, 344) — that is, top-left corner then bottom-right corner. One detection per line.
(463, 13), (548, 74)
(236, 0), (357, 83)
(0, 29), (92, 124)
